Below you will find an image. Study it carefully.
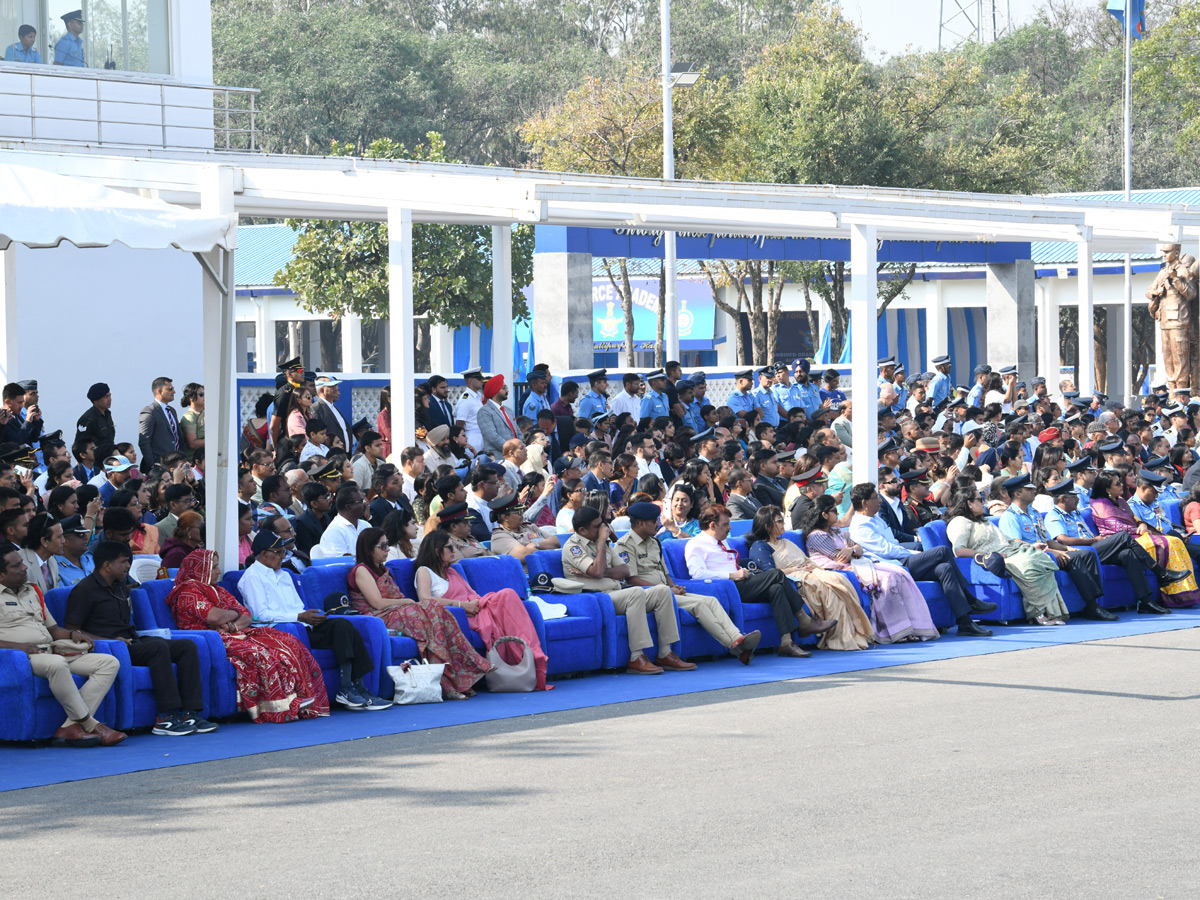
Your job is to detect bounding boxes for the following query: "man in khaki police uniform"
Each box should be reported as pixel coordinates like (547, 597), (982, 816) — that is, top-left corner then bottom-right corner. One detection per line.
(0, 541), (124, 746)
(615, 502), (761, 665)
(561, 506), (690, 674)
(488, 492), (560, 562)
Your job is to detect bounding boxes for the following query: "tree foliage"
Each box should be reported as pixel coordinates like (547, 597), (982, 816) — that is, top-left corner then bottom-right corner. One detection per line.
(274, 135), (533, 329)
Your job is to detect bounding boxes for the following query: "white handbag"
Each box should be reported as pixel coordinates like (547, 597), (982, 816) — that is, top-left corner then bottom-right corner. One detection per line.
(386, 659), (445, 704)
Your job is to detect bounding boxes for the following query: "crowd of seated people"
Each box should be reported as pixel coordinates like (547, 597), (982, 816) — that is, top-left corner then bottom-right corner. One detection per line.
(8, 352), (1200, 746)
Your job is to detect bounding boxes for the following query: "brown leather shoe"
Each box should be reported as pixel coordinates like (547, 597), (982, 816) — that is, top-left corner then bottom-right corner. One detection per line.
(654, 651), (697, 671)
(90, 722), (127, 747)
(51, 723), (101, 748)
(796, 618), (837, 637)
(626, 654), (664, 674)
(777, 642), (812, 658)
(730, 630), (761, 665)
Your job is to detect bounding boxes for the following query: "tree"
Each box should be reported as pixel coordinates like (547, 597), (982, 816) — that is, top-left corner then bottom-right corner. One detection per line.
(522, 64), (733, 363)
(274, 135), (534, 351)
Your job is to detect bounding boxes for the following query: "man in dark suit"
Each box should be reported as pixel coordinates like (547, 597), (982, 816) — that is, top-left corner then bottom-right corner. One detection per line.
(877, 465), (920, 546)
(726, 468), (763, 520)
(2, 382), (42, 446)
(368, 463), (414, 527)
(425, 376), (457, 431)
(312, 376), (352, 452)
(137, 376), (180, 471)
(294, 482), (332, 556)
(749, 450), (787, 508)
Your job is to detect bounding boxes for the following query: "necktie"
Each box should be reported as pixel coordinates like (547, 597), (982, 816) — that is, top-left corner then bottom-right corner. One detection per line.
(500, 407), (517, 437)
(40, 560), (50, 587)
(166, 407), (179, 445)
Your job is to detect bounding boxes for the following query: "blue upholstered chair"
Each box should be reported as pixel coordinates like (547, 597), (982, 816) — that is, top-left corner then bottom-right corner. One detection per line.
(659, 537), (782, 650)
(138, 578), (239, 717)
(521, 550), (610, 673)
(0, 587), (119, 740)
(917, 520), (1026, 623)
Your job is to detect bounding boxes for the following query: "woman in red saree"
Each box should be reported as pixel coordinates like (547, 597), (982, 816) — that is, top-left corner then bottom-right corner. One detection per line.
(1090, 472), (1200, 608)
(414, 531), (552, 690)
(167, 549), (329, 722)
(348, 527), (491, 700)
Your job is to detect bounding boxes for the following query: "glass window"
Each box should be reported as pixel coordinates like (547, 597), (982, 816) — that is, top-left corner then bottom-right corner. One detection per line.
(38, 0), (170, 74)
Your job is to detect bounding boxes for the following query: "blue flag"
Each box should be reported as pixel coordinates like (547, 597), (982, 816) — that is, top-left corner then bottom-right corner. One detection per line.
(1106, 0), (1147, 39)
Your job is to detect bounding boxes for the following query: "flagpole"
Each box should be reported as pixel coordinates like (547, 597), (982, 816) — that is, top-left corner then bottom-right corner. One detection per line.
(1121, 0), (1133, 401)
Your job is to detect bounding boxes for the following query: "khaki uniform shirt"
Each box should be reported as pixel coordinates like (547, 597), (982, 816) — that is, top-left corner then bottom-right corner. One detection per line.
(490, 524), (542, 557)
(449, 535), (489, 560)
(0, 581), (55, 645)
(614, 531), (670, 587)
(561, 533), (623, 591)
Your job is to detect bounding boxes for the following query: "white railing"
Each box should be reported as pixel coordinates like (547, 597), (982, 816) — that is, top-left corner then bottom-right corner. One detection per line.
(0, 63), (259, 151)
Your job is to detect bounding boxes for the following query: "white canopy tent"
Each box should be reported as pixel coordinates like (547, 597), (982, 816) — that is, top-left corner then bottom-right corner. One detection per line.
(3, 142), (1198, 564)
(0, 162), (239, 562)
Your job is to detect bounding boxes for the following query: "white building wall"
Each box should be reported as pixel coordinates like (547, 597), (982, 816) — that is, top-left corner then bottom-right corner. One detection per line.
(10, 243), (203, 447)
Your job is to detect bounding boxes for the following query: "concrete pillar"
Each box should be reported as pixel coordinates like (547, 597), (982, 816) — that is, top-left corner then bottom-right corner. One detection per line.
(1077, 240), (1095, 396)
(531, 251), (594, 370)
(1105, 304), (1126, 397)
(341, 314), (363, 374)
(1155, 323), (1165, 389)
(0, 245), (17, 385)
(926, 280), (948, 361)
(306, 320), (322, 369)
(491, 225), (515, 395)
(252, 295), (272, 373)
(1037, 278), (1061, 393)
(388, 208), (415, 458)
(849, 224), (878, 485)
(198, 166), (239, 569)
(985, 260), (1036, 383)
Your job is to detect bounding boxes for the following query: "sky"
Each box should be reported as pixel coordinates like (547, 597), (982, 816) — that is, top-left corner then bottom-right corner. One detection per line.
(845, 0), (1048, 59)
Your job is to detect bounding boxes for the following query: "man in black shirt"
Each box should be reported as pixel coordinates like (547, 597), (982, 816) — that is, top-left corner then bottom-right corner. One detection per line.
(76, 383), (115, 448)
(65, 540), (216, 737)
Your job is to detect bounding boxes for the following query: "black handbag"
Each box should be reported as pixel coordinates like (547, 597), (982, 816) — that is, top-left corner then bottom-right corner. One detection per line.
(975, 552), (1009, 578)
(323, 592), (357, 615)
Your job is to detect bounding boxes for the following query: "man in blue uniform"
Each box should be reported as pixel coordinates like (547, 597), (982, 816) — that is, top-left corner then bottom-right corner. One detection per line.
(967, 364), (991, 408)
(1043, 477), (1176, 615)
(928, 354), (953, 408)
(675, 379), (704, 432)
(877, 357), (897, 399)
(54, 10), (85, 67)
(728, 369), (756, 418)
(6, 25), (41, 63)
(997, 474), (1113, 620)
(577, 369), (609, 419)
(890, 362), (908, 414)
(820, 369), (846, 405)
(520, 370), (552, 421)
(639, 369), (671, 421)
(789, 359), (826, 419)
(750, 368), (782, 426)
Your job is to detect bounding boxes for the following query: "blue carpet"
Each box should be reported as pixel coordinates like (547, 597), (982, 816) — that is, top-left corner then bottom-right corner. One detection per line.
(5, 609), (1200, 793)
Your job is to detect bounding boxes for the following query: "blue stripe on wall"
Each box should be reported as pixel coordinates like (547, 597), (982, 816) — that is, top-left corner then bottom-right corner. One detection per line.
(479, 326), (493, 372)
(453, 327), (471, 372)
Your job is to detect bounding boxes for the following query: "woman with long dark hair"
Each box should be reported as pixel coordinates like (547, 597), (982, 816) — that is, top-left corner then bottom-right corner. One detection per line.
(801, 496), (939, 643)
(415, 530), (551, 691)
(382, 507), (419, 560)
(348, 527), (491, 700)
(943, 489), (1069, 625)
(746, 505), (873, 650)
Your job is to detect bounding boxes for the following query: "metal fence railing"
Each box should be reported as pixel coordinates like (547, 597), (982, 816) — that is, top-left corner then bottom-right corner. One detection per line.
(0, 64), (260, 151)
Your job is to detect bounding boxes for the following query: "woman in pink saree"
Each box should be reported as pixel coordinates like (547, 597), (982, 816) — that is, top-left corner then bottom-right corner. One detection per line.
(1090, 471), (1200, 608)
(414, 531), (552, 690)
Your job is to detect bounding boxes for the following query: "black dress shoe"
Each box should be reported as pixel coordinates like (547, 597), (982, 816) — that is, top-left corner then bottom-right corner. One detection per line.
(1156, 568), (1192, 586)
(1080, 604), (1119, 621)
(968, 599), (999, 614)
(957, 620), (993, 637)
(1138, 598), (1171, 615)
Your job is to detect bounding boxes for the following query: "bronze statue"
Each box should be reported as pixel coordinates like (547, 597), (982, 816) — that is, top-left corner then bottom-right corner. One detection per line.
(1147, 242), (1199, 391)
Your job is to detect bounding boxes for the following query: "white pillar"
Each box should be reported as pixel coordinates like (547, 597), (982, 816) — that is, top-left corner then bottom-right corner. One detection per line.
(1119, 255), (1133, 403)
(341, 313), (363, 374)
(491, 225), (515, 405)
(1076, 239), (1095, 396)
(252, 295), (272, 373)
(388, 208), (415, 456)
(926, 280), (948, 361)
(986, 261), (1036, 382)
(1106, 304), (1126, 397)
(305, 320), (322, 369)
(0, 245), (17, 384)
(660, 0), (679, 362)
(429, 324), (455, 374)
(849, 224), (878, 485)
(199, 166), (239, 568)
(1037, 279), (1061, 392)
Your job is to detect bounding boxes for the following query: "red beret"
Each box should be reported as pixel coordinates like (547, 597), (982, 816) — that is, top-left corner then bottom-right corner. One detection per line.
(482, 374), (505, 400)
(1038, 428), (1060, 443)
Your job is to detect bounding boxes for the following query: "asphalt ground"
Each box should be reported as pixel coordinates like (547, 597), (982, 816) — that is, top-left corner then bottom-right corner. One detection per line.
(5, 627), (1200, 899)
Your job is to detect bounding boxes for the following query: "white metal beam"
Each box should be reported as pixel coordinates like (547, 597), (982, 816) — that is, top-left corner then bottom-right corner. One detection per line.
(849, 224), (878, 485)
(1076, 239), (1095, 396)
(389, 208), (415, 459)
(491, 225), (514, 398)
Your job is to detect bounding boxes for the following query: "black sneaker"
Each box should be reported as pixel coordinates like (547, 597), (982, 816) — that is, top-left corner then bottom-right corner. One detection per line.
(152, 713), (197, 736)
(182, 710), (219, 734)
(335, 686), (366, 710)
(361, 691), (393, 711)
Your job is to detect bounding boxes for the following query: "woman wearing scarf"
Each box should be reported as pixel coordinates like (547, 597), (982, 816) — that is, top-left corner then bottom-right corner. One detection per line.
(166, 549), (329, 722)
